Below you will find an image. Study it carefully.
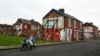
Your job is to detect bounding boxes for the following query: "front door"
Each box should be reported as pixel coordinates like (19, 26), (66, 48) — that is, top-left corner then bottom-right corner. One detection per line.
(67, 29), (72, 41)
(60, 29), (72, 41)
(65, 29), (72, 41)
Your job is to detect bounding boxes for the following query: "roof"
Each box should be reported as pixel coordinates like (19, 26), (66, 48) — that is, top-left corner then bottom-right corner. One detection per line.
(18, 18), (35, 24)
(83, 22), (96, 27)
(0, 24), (12, 28)
(43, 9), (82, 22)
(15, 18), (42, 27)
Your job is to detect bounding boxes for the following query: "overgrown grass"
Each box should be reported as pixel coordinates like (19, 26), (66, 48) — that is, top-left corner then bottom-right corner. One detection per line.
(0, 35), (26, 46)
(0, 34), (61, 46)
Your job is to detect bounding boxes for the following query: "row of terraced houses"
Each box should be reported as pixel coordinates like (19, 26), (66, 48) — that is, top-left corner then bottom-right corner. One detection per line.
(0, 8), (99, 41)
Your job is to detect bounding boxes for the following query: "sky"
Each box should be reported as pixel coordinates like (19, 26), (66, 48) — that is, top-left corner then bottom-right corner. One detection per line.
(0, 0), (100, 28)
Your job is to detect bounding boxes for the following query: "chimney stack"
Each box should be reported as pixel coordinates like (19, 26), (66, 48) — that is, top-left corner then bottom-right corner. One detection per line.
(59, 8), (64, 13)
(90, 22), (93, 25)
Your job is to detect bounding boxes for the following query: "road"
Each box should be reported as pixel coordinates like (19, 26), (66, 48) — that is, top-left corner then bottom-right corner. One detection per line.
(0, 40), (100, 56)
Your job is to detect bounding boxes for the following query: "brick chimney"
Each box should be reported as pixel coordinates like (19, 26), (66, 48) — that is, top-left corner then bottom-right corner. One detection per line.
(90, 22), (93, 25)
(59, 8), (64, 13)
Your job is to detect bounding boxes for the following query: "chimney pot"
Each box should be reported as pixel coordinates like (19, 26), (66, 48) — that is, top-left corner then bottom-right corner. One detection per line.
(59, 8), (64, 13)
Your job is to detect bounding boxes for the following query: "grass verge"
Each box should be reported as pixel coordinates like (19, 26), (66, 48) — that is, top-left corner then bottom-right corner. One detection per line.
(0, 35), (26, 46)
(0, 35), (61, 46)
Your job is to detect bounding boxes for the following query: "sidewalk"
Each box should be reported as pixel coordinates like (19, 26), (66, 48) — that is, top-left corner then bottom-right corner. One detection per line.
(0, 40), (85, 51)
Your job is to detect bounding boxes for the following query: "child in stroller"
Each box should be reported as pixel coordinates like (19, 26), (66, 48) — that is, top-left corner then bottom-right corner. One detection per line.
(20, 39), (33, 51)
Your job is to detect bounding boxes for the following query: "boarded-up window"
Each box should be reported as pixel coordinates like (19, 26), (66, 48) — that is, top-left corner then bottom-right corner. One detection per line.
(57, 16), (64, 28)
(44, 16), (64, 29)
(31, 25), (36, 30)
(15, 25), (19, 30)
(74, 20), (76, 28)
(80, 22), (82, 29)
(20, 24), (23, 29)
(46, 20), (56, 28)
(24, 25), (27, 29)
(68, 18), (71, 27)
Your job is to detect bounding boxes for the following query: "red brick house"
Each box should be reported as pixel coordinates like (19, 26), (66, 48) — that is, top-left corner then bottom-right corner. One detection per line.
(13, 18), (43, 38)
(98, 31), (100, 37)
(0, 24), (16, 35)
(83, 22), (99, 39)
(42, 8), (84, 41)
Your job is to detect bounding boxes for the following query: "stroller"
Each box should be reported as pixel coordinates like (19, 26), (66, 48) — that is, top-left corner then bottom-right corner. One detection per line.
(20, 39), (33, 51)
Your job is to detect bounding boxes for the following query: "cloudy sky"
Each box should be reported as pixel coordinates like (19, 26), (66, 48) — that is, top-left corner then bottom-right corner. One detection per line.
(0, 0), (100, 28)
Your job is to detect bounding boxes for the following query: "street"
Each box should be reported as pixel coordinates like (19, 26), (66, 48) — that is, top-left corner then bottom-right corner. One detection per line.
(0, 40), (100, 56)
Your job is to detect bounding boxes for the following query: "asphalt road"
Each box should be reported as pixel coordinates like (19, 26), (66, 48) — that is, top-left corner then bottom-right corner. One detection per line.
(1, 40), (100, 56)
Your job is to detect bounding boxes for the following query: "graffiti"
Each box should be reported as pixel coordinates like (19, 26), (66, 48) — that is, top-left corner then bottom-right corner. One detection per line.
(44, 29), (60, 41)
